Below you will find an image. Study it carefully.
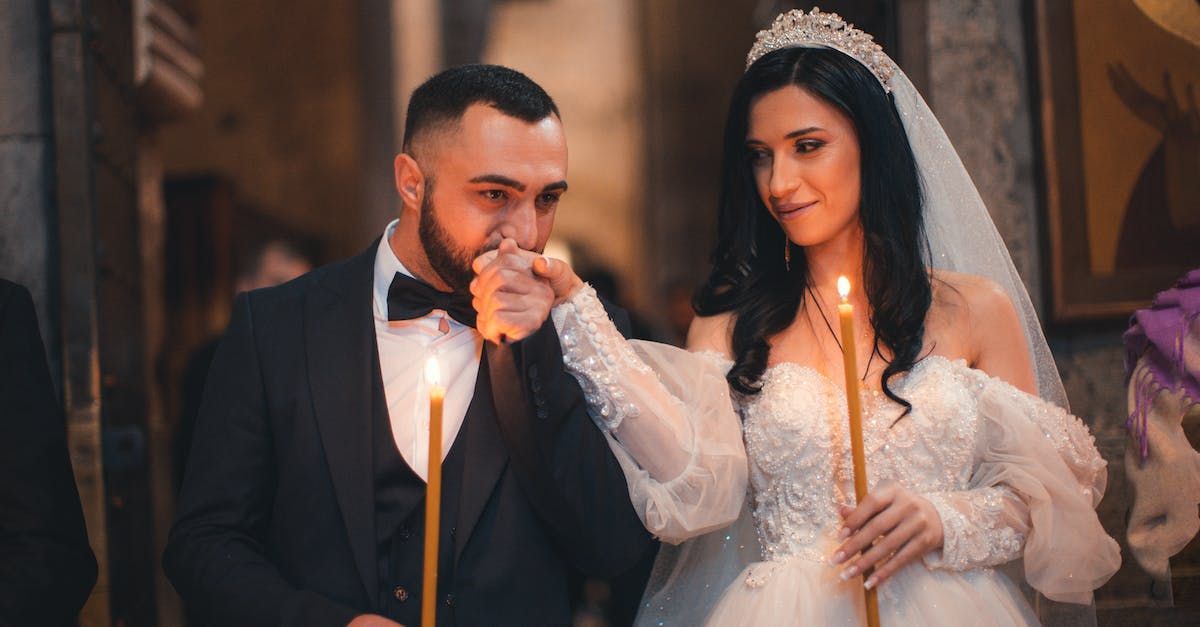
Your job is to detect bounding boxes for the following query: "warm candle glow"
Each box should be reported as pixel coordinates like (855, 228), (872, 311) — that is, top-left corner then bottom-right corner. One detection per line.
(423, 353), (444, 627)
(836, 274), (880, 627)
(837, 275), (851, 301)
(425, 355), (442, 389)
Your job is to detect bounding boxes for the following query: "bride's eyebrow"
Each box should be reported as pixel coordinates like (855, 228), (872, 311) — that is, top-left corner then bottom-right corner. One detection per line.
(784, 126), (824, 139)
(745, 126), (825, 145)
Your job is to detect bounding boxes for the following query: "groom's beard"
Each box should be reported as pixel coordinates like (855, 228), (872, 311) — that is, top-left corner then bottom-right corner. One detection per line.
(418, 190), (492, 294)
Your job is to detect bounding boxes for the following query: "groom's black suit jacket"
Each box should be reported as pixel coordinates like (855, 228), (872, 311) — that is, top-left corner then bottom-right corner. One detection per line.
(163, 241), (656, 626)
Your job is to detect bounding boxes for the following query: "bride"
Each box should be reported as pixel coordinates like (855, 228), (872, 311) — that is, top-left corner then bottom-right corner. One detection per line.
(520, 8), (1120, 625)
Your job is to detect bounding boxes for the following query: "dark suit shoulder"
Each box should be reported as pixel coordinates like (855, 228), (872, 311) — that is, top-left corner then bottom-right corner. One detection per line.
(0, 276), (98, 620)
(238, 267), (315, 315)
(0, 279), (40, 356)
(0, 278), (32, 319)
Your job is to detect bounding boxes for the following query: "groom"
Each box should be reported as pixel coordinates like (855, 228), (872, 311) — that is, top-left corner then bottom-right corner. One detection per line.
(164, 65), (655, 626)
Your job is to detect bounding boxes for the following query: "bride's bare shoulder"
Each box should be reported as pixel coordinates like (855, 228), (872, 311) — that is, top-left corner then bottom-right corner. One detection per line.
(930, 269), (1013, 315)
(687, 312), (736, 358)
(929, 269), (1036, 392)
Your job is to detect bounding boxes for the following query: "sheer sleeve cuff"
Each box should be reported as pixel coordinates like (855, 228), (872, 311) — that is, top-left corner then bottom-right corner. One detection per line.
(550, 287), (748, 543)
(552, 284), (652, 432)
(922, 487), (1027, 571)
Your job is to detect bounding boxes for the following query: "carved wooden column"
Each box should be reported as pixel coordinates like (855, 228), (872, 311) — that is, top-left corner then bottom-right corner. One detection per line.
(44, 2), (202, 625)
(133, 2), (204, 625)
(47, 1), (111, 624)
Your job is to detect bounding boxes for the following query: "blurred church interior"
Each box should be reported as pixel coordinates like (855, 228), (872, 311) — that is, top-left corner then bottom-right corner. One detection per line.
(1, 0), (1197, 625)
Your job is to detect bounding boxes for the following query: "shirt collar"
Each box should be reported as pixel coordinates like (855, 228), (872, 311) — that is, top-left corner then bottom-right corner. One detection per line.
(372, 219), (471, 336)
(373, 219), (409, 320)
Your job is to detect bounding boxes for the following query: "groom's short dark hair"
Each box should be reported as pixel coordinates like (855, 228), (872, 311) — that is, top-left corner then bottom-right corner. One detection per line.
(402, 64), (560, 153)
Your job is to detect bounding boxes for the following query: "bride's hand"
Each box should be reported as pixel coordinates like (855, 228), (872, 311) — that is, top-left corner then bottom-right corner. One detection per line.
(472, 240), (583, 306)
(470, 239), (582, 343)
(831, 481), (944, 589)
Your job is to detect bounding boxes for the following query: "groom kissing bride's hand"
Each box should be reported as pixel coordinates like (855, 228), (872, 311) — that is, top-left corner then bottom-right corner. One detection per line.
(470, 237), (583, 345)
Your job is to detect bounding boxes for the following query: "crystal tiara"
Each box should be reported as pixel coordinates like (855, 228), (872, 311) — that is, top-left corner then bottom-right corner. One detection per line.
(745, 7), (897, 92)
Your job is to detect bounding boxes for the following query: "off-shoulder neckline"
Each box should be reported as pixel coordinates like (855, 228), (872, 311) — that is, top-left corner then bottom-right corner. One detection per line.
(761, 354), (962, 394)
(687, 350), (1051, 406)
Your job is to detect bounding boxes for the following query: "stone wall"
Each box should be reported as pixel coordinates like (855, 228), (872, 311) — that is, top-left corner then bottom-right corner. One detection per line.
(926, 0), (1042, 308)
(0, 0), (57, 370)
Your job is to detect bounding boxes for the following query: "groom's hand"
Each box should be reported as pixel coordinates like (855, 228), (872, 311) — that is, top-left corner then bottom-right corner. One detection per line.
(472, 240), (583, 307)
(471, 238), (561, 344)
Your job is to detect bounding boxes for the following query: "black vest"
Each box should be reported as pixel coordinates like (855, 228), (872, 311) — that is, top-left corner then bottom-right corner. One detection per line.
(373, 355), (494, 624)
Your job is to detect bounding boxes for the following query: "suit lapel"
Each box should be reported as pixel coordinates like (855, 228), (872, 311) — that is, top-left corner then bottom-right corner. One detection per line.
(453, 342), (509, 562)
(307, 242), (518, 575)
(305, 241), (381, 602)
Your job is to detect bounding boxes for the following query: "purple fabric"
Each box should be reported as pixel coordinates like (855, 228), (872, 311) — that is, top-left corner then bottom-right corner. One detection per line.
(1123, 268), (1200, 462)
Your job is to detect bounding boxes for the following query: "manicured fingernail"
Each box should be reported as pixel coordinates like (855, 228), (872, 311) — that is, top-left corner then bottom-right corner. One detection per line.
(831, 551), (845, 564)
(864, 576), (877, 590)
(837, 526), (851, 540)
(839, 565), (858, 581)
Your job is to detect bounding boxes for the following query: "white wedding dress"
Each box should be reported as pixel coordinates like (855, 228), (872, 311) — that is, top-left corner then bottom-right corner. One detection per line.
(549, 286), (1120, 626)
(702, 354), (1115, 626)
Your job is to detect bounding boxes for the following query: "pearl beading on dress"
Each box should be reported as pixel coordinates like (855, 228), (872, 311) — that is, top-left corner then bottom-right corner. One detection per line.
(553, 284), (651, 432)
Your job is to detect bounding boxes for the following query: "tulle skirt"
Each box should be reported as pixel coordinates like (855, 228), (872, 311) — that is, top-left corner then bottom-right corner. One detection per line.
(704, 556), (1040, 627)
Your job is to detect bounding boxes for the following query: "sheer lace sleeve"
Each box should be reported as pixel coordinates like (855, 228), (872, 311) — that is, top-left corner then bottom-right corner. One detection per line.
(551, 285), (748, 544)
(922, 486), (1029, 571)
(923, 372), (1120, 604)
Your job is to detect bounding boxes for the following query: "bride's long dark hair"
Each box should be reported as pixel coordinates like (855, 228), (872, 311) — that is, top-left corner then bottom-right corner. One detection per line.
(695, 47), (930, 412)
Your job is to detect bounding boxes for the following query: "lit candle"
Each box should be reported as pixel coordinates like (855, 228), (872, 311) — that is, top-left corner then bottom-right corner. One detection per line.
(422, 356), (444, 627)
(837, 276), (880, 627)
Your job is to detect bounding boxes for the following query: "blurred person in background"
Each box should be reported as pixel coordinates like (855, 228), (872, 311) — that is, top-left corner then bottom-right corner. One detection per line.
(0, 278), (97, 627)
(578, 265), (669, 343)
(173, 239), (312, 491)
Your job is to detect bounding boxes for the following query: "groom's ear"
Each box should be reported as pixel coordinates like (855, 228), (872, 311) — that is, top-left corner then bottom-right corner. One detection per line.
(393, 153), (425, 209)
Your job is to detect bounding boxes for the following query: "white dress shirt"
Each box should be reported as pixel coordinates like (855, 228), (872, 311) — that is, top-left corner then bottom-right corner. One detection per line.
(373, 219), (483, 481)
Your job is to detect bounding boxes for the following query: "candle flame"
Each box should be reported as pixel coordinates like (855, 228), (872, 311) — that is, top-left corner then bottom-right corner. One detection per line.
(425, 355), (441, 387)
(837, 276), (851, 301)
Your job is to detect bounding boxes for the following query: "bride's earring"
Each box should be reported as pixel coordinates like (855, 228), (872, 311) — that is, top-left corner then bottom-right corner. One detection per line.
(784, 237), (791, 272)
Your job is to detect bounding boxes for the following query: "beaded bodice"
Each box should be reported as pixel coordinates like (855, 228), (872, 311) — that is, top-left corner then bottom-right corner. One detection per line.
(741, 356), (993, 564)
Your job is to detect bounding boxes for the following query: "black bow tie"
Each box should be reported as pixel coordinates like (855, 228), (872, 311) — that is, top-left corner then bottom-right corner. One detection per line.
(386, 272), (477, 328)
